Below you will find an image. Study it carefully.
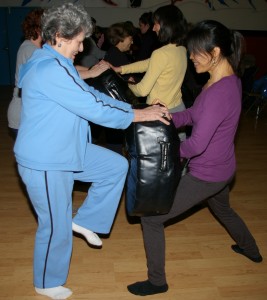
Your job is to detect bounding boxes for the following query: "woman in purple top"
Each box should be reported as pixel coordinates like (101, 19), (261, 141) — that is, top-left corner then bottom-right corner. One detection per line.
(127, 20), (263, 296)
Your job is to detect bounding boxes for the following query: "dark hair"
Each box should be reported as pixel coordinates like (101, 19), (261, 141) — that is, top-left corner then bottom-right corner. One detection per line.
(91, 17), (96, 25)
(153, 5), (187, 46)
(41, 3), (92, 45)
(106, 22), (134, 46)
(187, 20), (245, 74)
(139, 12), (153, 28)
(22, 8), (44, 40)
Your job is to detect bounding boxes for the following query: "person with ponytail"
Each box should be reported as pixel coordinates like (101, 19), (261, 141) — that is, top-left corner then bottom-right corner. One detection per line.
(127, 20), (263, 297)
(108, 5), (188, 141)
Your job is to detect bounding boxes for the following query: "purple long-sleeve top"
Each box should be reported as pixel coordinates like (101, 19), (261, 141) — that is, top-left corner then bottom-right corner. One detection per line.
(172, 75), (242, 182)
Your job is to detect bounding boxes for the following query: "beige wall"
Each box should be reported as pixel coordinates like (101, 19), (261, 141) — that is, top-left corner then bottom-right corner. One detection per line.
(85, 4), (267, 30)
(1, 0), (267, 30)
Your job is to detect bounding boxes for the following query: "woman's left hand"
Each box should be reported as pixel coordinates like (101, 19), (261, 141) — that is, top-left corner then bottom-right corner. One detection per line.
(128, 76), (135, 83)
(133, 105), (171, 125)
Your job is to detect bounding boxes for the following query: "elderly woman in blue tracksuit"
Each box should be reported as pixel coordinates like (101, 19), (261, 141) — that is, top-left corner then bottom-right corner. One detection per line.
(14, 3), (170, 299)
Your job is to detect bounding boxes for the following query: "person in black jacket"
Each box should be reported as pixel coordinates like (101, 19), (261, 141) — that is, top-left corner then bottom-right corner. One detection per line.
(134, 12), (159, 61)
(104, 22), (136, 81)
(93, 22), (137, 154)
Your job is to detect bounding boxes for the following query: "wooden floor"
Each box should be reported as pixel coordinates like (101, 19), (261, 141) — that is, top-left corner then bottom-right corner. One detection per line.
(0, 85), (267, 300)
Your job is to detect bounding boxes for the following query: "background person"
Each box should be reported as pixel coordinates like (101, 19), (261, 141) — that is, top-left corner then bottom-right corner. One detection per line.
(75, 17), (106, 69)
(91, 21), (137, 154)
(108, 5), (188, 140)
(104, 21), (136, 81)
(14, 3), (170, 299)
(134, 11), (159, 61)
(127, 20), (263, 297)
(7, 8), (44, 139)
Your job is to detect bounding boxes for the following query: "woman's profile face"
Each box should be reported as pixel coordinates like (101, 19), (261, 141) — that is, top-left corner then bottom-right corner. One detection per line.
(117, 35), (133, 52)
(139, 22), (149, 34)
(59, 31), (85, 61)
(190, 51), (213, 74)
(153, 22), (160, 36)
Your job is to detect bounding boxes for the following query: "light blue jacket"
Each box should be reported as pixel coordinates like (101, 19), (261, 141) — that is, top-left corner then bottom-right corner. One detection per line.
(14, 44), (134, 171)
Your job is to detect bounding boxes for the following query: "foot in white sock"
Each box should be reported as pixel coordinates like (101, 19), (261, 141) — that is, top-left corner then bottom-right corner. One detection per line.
(72, 222), (102, 247)
(35, 286), (72, 299)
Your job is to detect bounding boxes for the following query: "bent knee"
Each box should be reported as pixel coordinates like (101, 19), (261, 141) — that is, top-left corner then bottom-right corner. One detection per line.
(117, 155), (129, 173)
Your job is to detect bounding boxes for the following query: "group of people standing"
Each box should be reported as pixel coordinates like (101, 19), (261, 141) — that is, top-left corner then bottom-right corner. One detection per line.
(75, 12), (160, 153)
(8, 2), (262, 299)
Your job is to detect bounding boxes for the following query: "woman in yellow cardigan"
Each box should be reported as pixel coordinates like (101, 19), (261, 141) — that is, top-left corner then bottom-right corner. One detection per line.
(109, 5), (188, 139)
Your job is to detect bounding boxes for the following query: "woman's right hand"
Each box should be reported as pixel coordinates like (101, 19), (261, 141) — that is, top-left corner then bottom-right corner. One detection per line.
(103, 61), (122, 74)
(113, 66), (122, 73)
(133, 105), (171, 125)
(88, 60), (109, 78)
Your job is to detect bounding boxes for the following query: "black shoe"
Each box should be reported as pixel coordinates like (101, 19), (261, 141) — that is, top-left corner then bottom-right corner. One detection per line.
(127, 280), (168, 296)
(231, 245), (263, 263)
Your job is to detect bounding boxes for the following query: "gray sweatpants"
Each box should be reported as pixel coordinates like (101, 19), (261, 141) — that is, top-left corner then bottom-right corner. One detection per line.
(141, 173), (260, 285)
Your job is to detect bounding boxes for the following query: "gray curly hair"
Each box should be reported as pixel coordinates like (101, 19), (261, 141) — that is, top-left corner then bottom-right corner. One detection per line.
(41, 2), (93, 45)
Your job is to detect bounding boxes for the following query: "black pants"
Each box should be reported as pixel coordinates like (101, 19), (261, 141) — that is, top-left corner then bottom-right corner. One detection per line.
(141, 173), (260, 285)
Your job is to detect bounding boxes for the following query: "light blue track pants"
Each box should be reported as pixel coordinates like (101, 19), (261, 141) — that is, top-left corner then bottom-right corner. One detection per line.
(18, 143), (128, 288)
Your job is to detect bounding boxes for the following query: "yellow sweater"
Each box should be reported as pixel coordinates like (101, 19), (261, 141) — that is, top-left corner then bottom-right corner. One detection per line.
(121, 44), (187, 109)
